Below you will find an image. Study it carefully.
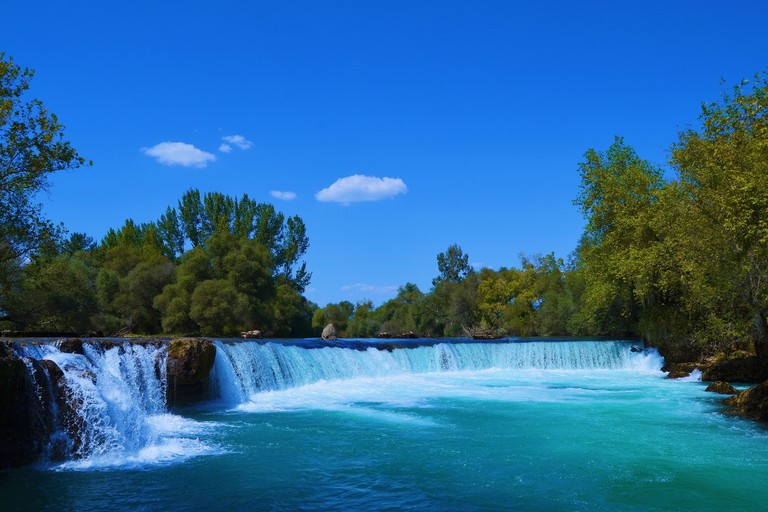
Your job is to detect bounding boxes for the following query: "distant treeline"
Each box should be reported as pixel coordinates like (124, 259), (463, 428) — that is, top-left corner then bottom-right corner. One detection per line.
(2, 51), (768, 359)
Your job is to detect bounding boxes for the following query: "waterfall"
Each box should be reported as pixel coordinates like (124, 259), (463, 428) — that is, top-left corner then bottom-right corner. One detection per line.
(210, 339), (661, 404)
(13, 341), (189, 468)
(9, 338), (661, 467)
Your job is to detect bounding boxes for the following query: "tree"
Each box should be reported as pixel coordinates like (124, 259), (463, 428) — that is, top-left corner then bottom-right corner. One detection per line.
(432, 244), (472, 286)
(671, 71), (768, 360)
(0, 53), (90, 324)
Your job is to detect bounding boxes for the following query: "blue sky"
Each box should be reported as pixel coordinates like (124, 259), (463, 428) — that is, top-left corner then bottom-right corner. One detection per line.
(4, 1), (768, 306)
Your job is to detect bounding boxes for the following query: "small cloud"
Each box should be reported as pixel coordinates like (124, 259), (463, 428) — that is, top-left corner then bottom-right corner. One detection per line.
(222, 135), (252, 150)
(271, 190), (297, 201)
(341, 283), (399, 295)
(316, 175), (407, 204)
(219, 143), (232, 153)
(141, 142), (216, 168)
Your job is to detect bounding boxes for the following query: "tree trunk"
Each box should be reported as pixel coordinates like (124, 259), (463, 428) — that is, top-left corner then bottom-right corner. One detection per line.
(753, 309), (768, 365)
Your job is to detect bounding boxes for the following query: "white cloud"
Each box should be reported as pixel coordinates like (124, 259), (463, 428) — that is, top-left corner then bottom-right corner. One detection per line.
(219, 143), (233, 153)
(142, 142), (216, 168)
(222, 135), (252, 150)
(315, 175), (408, 204)
(341, 283), (399, 295)
(270, 190), (297, 201)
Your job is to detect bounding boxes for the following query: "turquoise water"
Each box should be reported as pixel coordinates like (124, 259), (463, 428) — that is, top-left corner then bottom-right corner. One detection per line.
(3, 340), (768, 511)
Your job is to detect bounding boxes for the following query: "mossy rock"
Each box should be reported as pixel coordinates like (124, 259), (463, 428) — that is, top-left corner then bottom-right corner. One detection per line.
(723, 381), (768, 422)
(166, 338), (216, 406)
(702, 356), (768, 384)
(705, 381), (738, 395)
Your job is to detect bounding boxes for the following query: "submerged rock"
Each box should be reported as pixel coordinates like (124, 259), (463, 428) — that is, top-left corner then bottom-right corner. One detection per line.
(322, 324), (337, 341)
(166, 338), (217, 406)
(705, 381), (738, 395)
(723, 381), (768, 421)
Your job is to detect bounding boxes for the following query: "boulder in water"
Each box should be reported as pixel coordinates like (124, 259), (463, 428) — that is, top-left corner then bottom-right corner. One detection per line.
(166, 338), (217, 406)
(57, 338), (85, 355)
(322, 324), (337, 341)
(240, 330), (263, 339)
(662, 362), (697, 379)
(705, 381), (738, 394)
(723, 381), (768, 421)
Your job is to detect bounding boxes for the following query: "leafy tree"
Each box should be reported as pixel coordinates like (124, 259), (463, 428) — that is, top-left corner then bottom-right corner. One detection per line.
(0, 53), (89, 324)
(432, 244), (472, 286)
(671, 71), (768, 359)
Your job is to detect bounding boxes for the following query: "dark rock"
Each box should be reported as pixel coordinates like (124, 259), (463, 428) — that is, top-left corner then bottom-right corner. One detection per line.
(322, 324), (337, 341)
(702, 356), (768, 384)
(662, 362), (697, 379)
(166, 338), (217, 406)
(723, 381), (768, 422)
(80, 330), (104, 338)
(377, 332), (393, 339)
(240, 330), (263, 339)
(705, 381), (739, 394)
(57, 338), (84, 355)
(399, 331), (418, 339)
(0, 353), (48, 469)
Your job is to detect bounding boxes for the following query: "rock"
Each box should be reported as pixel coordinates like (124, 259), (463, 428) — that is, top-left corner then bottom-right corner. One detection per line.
(322, 324), (337, 341)
(723, 381), (768, 422)
(662, 362), (697, 379)
(0, 353), (48, 469)
(57, 338), (84, 355)
(705, 381), (738, 394)
(80, 330), (104, 338)
(240, 330), (263, 339)
(377, 332), (393, 339)
(702, 356), (768, 384)
(399, 331), (418, 339)
(166, 338), (217, 406)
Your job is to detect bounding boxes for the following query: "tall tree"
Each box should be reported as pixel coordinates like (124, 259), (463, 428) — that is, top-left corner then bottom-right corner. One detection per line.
(672, 71), (768, 361)
(0, 53), (90, 324)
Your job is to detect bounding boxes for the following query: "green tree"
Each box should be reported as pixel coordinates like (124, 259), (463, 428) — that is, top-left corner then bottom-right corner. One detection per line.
(0, 53), (90, 324)
(432, 244), (472, 286)
(671, 71), (768, 360)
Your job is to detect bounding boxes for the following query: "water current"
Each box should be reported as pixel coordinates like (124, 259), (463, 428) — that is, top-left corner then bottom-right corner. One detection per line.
(2, 339), (767, 511)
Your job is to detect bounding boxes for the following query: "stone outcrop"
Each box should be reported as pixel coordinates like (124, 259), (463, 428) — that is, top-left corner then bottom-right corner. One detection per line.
(662, 362), (699, 379)
(322, 324), (337, 341)
(702, 356), (768, 384)
(166, 338), (217, 406)
(0, 344), (74, 469)
(723, 381), (768, 422)
(705, 381), (739, 394)
(240, 330), (263, 339)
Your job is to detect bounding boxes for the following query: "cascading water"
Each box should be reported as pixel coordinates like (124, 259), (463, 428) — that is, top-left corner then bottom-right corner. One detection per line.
(210, 339), (663, 404)
(14, 341), (214, 469)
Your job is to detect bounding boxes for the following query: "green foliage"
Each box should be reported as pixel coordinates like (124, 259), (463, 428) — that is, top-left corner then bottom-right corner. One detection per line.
(0, 53), (89, 324)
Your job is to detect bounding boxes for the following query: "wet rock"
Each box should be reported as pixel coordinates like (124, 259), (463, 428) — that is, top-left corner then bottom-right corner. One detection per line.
(723, 381), (768, 422)
(322, 324), (337, 341)
(0, 353), (48, 469)
(662, 362), (697, 379)
(399, 331), (418, 339)
(166, 338), (217, 406)
(240, 330), (263, 339)
(57, 338), (84, 355)
(702, 356), (768, 384)
(705, 381), (738, 394)
(377, 332), (393, 339)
